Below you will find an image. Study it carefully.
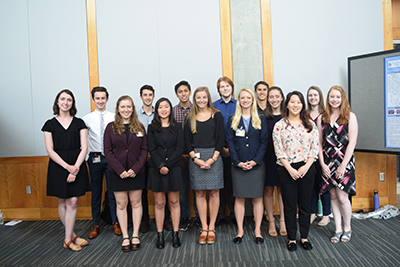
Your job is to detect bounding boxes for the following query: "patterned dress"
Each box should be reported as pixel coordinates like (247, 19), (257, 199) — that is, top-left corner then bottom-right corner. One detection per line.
(320, 119), (356, 196)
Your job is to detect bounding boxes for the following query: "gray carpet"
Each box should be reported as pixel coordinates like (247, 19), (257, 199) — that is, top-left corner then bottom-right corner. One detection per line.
(1, 215), (400, 266)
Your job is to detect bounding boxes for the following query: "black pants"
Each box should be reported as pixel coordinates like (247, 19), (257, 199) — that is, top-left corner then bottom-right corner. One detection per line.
(279, 162), (315, 241)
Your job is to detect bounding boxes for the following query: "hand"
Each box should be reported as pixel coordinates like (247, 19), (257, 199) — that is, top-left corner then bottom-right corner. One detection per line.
(67, 165), (79, 176)
(321, 163), (331, 178)
(297, 165), (309, 178)
(221, 147), (230, 158)
(127, 169), (136, 178)
(159, 166), (169, 175)
(67, 173), (76, 183)
(147, 153), (151, 162)
(204, 158), (215, 168)
(335, 164), (346, 179)
(181, 154), (190, 166)
(288, 167), (300, 180)
(120, 171), (129, 179)
(195, 158), (207, 169)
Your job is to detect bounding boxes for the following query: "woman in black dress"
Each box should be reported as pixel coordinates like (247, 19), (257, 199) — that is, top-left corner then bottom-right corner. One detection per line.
(42, 89), (90, 252)
(147, 98), (184, 249)
(184, 86), (225, 245)
(104, 95), (147, 252)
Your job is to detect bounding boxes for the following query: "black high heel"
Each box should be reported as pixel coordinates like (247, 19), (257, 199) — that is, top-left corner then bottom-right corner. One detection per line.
(156, 231), (165, 249)
(172, 231), (181, 248)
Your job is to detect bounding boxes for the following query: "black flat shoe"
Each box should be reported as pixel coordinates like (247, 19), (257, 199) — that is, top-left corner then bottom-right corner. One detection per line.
(172, 231), (181, 248)
(233, 235), (243, 244)
(255, 236), (264, 244)
(156, 232), (165, 249)
(300, 240), (313, 250)
(287, 242), (297, 251)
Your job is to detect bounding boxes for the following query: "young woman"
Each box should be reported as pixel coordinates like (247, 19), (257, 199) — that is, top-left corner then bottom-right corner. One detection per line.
(307, 86), (331, 226)
(273, 91), (319, 251)
(42, 89), (90, 252)
(263, 86), (287, 237)
(226, 88), (268, 244)
(147, 97), (184, 249)
(317, 86), (358, 243)
(184, 86), (225, 245)
(104, 95), (147, 252)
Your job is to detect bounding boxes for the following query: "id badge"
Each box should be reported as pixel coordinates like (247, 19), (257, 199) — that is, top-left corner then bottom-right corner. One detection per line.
(236, 128), (245, 137)
(136, 132), (143, 137)
(92, 155), (101, 163)
(195, 152), (200, 159)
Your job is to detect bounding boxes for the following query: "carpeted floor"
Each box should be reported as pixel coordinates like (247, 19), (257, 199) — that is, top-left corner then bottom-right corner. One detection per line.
(1, 215), (400, 266)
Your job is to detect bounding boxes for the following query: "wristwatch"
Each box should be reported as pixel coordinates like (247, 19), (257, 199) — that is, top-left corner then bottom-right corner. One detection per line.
(191, 156), (197, 162)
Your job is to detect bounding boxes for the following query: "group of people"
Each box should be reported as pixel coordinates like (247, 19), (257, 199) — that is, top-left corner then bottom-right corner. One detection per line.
(42, 77), (358, 253)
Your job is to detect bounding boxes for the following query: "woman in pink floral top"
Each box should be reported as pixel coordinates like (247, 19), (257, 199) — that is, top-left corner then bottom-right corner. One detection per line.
(272, 91), (319, 252)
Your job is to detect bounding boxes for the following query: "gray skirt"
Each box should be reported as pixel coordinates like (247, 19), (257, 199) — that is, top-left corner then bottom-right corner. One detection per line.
(232, 162), (265, 198)
(189, 147), (224, 190)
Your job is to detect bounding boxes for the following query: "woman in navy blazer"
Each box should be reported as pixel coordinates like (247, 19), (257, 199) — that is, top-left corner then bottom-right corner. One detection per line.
(147, 97), (184, 249)
(226, 88), (268, 244)
(104, 95), (147, 252)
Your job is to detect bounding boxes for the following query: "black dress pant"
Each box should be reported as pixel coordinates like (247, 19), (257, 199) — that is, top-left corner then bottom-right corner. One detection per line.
(279, 162), (315, 241)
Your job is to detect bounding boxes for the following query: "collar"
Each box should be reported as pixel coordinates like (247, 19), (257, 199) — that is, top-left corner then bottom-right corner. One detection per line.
(94, 109), (108, 115)
(140, 106), (154, 115)
(178, 102), (193, 110)
(218, 97), (235, 104)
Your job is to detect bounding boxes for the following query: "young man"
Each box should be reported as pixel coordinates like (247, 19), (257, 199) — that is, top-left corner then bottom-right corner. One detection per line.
(137, 84), (172, 232)
(254, 81), (269, 114)
(172, 80), (200, 231)
(83, 86), (121, 238)
(212, 76), (236, 226)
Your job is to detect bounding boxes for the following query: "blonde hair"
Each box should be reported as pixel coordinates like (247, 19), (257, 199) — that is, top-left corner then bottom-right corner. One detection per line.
(113, 95), (144, 136)
(186, 86), (219, 133)
(231, 88), (261, 131)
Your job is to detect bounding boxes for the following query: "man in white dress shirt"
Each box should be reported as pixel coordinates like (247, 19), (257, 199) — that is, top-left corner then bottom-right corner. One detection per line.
(83, 86), (121, 238)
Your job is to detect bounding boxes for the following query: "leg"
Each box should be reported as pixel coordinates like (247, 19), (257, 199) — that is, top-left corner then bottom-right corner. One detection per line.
(104, 161), (118, 224)
(318, 191), (331, 225)
(141, 163), (150, 224)
(179, 163), (191, 219)
(167, 191), (181, 232)
(87, 155), (104, 227)
(329, 188), (343, 234)
(224, 156), (235, 219)
(154, 192), (166, 232)
(114, 191), (130, 247)
(297, 165), (315, 241)
(336, 188), (352, 233)
(234, 197), (245, 237)
(277, 187), (287, 236)
(129, 189), (143, 243)
(253, 197), (263, 238)
(263, 186), (277, 236)
(196, 190), (208, 240)
(208, 189), (220, 231)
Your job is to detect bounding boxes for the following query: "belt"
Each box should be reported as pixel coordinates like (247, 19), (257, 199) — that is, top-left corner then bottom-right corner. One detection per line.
(90, 152), (102, 156)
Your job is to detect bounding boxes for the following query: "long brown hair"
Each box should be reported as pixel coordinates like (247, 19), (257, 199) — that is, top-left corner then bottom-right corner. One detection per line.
(322, 85), (351, 125)
(53, 89), (77, 116)
(113, 95), (143, 135)
(306, 86), (325, 114)
(264, 86), (285, 119)
(186, 86), (219, 133)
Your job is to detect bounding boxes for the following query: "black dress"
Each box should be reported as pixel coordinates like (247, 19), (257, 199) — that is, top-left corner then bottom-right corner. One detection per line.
(41, 117), (90, 199)
(264, 114), (281, 187)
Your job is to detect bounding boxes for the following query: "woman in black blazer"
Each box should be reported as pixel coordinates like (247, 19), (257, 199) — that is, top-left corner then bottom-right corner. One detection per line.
(147, 97), (184, 249)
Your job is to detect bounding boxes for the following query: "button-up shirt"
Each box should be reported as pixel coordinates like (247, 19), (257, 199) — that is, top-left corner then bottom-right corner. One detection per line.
(173, 102), (193, 132)
(272, 118), (319, 166)
(213, 97), (237, 140)
(83, 109), (115, 154)
(137, 106), (154, 133)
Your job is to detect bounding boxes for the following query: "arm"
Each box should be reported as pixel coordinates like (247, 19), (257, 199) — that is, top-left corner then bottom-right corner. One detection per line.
(74, 128), (88, 169)
(130, 126), (148, 175)
(298, 122), (319, 177)
(336, 112), (358, 179)
(103, 123), (126, 176)
(317, 116), (330, 178)
(252, 116), (269, 165)
(204, 112), (224, 168)
(164, 124), (184, 168)
(147, 130), (163, 168)
(225, 116), (241, 166)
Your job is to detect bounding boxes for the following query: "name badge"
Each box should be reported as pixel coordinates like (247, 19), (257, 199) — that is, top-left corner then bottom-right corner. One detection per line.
(92, 156), (101, 163)
(136, 132), (143, 137)
(236, 129), (245, 137)
(195, 152), (200, 158)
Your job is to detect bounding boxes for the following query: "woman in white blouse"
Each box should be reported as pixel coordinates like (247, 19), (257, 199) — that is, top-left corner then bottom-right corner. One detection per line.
(272, 91), (319, 252)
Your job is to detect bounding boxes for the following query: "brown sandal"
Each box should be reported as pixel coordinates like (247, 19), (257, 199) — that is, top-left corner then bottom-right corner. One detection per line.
(280, 220), (287, 236)
(207, 229), (216, 244)
(198, 230), (208, 244)
(72, 236), (88, 247)
(63, 240), (82, 252)
(268, 218), (277, 237)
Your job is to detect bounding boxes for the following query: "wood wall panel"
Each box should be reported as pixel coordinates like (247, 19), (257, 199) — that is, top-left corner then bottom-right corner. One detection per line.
(219, 0), (233, 80)
(383, 0), (394, 50)
(392, 0), (400, 39)
(260, 0), (274, 86)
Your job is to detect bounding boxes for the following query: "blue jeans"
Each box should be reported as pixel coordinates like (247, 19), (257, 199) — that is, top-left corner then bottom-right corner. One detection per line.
(180, 162), (198, 218)
(87, 154), (117, 225)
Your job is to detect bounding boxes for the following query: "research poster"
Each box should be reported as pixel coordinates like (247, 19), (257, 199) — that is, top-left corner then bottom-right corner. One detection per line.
(384, 55), (400, 148)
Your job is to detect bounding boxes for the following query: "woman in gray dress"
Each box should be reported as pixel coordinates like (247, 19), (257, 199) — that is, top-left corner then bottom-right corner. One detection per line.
(226, 88), (268, 244)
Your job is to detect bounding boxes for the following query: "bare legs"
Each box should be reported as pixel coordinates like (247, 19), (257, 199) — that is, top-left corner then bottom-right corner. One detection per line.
(58, 197), (79, 247)
(154, 191), (180, 232)
(234, 197), (245, 237)
(196, 189), (220, 237)
(263, 186), (285, 235)
(330, 187), (352, 233)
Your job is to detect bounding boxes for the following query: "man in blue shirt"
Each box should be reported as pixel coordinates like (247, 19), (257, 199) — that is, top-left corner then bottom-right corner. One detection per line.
(212, 76), (236, 226)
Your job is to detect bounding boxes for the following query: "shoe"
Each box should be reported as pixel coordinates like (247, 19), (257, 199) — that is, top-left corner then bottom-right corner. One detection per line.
(215, 216), (225, 227)
(268, 218), (277, 237)
(131, 236), (140, 251)
(255, 236), (264, 244)
(164, 219), (173, 231)
(310, 213), (316, 224)
(88, 226), (99, 239)
(279, 220), (287, 236)
(121, 238), (130, 252)
(198, 230), (208, 244)
(300, 240), (313, 250)
(207, 229), (216, 244)
(340, 230), (352, 243)
(318, 217), (330, 227)
(233, 235), (243, 244)
(330, 231), (342, 243)
(72, 236), (88, 247)
(156, 232), (165, 249)
(140, 220), (150, 233)
(172, 231), (181, 248)
(113, 224), (122, 236)
(179, 217), (191, 231)
(194, 217), (202, 230)
(63, 240), (82, 252)
(287, 241), (297, 251)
